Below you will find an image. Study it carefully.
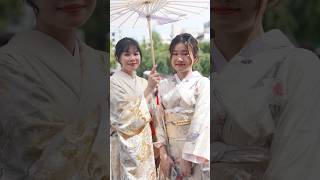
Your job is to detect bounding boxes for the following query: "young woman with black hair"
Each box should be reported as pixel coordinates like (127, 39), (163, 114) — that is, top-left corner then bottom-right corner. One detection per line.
(110, 37), (160, 180)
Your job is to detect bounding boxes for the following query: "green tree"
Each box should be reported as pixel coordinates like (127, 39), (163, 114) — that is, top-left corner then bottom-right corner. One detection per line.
(109, 40), (117, 69)
(82, 0), (108, 51)
(196, 41), (210, 77)
(199, 41), (210, 53)
(0, 0), (23, 31)
(263, 0), (320, 49)
(138, 31), (171, 76)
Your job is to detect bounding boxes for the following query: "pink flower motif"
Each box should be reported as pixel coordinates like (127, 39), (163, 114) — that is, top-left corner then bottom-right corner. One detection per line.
(272, 82), (285, 96)
(218, 116), (225, 125)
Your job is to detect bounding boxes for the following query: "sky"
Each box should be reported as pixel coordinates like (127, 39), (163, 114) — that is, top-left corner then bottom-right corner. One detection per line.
(110, 8), (210, 42)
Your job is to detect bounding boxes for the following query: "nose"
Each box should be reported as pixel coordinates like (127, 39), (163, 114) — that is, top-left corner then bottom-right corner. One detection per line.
(129, 55), (136, 61)
(177, 56), (183, 61)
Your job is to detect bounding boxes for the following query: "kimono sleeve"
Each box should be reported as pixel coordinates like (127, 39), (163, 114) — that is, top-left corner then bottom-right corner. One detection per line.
(263, 49), (320, 180)
(110, 77), (151, 138)
(182, 77), (210, 164)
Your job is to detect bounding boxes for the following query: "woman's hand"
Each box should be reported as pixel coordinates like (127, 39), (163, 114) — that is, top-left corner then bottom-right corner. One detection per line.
(144, 65), (160, 97)
(159, 146), (174, 178)
(179, 159), (192, 177)
(160, 153), (174, 178)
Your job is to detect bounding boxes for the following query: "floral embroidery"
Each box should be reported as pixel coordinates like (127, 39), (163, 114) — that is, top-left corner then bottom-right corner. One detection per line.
(272, 82), (285, 96)
(251, 61), (282, 88)
(186, 132), (200, 142)
(218, 116), (226, 125)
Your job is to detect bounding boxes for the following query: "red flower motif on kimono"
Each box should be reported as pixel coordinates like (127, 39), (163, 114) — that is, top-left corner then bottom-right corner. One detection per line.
(149, 119), (156, 136)
(217, 116), (225, 125)
(272, 82), (285, 96)
(177, 175), (184, 180)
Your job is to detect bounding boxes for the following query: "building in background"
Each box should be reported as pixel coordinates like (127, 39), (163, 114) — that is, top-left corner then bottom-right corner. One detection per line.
(110, 30), (123, 48)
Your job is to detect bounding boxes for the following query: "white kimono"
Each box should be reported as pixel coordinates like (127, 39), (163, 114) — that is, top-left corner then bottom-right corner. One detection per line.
(155, 71), (210, 179)
(212, 29), (320, 180)
(0, 31), (108, 179)
(110, 70), (156, 180)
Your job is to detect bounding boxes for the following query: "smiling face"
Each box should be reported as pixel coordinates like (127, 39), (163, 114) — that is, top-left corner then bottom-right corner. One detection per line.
(171, 42), (194, 74)
(34, 0), (96, 30)
(119, 46), (141, 75)
(212, 0), (268, 33)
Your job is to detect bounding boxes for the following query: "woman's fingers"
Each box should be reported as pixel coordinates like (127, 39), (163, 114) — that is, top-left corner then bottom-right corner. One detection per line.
(151, 74), (161, 83)
(160, 156), (174, 178)
(150, 64), (157, 74)
(151, 73), (160, 78)
(180, 160), (192, 177)
(161, 163), (170, 177)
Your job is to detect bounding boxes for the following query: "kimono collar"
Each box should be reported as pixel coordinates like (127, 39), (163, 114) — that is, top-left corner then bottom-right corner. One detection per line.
(212, 29), (294, 73)
(8, 30), (83, 97)
(212, 40), (228, 73)
(174, 71), (202, 83)
(73, 39), (80, 59)
(118, 69), (137, 79)
(238, 29), (293, 58)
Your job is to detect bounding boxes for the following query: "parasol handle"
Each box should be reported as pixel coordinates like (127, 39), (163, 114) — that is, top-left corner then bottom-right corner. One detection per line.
(147, 16), (156, 65)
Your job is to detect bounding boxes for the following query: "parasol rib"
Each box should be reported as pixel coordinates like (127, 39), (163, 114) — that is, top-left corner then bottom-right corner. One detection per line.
(164, 5), (199, 14)
(166, 3), (208, 9)
(111, 9), (131, 23)
(119, 11), (137, 27)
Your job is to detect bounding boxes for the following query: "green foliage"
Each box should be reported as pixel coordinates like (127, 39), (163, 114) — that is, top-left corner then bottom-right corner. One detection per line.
(197, 41), (210, 77)
(199, 41), (210, 53)
(0, 0), (23, 31)
(81, 0), (108, 51)
(109, 40), (117, 69)
(263, 0), (320, 48)
(194, 51), (210, 77)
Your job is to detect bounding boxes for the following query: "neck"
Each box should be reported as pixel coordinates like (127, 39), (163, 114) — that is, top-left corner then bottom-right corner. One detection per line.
(214, 24), (264, 62)
(36, 21), (77, 54)
(121, 68), (134, 77)
(177, 70), (192, 80)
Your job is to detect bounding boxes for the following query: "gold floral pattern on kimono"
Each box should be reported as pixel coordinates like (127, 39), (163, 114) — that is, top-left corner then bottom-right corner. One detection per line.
(110, 70), (156, 180)
(0, 30), (108, 179)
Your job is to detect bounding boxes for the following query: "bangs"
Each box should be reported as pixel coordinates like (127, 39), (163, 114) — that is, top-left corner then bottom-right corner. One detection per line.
(124, 45), (139, 53)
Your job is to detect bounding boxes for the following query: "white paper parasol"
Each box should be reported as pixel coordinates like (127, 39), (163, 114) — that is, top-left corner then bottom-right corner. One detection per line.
(111, 0), (209, 65)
